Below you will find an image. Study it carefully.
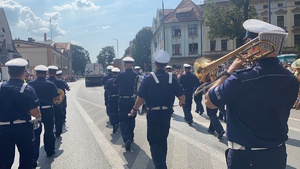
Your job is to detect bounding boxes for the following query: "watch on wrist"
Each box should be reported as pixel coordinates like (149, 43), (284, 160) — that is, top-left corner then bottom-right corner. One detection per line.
(132, 107), (138, 111)
(221, 71), (231, 77)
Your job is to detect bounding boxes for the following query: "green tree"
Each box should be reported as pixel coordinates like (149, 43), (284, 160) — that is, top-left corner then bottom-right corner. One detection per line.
(204, 0), (257, 47)
(131, 27), (153, 71)
(97, 46), (115, 69)
(71, 44), (91, 75)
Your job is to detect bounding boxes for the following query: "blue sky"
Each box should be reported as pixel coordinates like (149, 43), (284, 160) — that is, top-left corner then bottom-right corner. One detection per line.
(0, 0), (202, 62)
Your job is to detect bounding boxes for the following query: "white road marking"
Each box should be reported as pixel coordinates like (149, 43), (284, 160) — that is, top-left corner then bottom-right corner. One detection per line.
(290, 117), (300, 122)
(76, 97), (106, 109)
(289, 127), (300, 133)
(73, 92), (127, 169)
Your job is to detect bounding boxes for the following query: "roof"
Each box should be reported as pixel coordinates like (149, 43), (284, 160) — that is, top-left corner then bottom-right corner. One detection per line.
(55, 42), (71, 51)
(164, 0), (203, 24)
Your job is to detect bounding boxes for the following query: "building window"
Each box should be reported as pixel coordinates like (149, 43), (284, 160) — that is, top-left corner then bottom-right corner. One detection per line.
(277, 16), (284, 28)
(263, 17), (269, 23)
(17, 44), (20, 47)
(296, 1), (300, 5)
(295, 35), (300, 47)
(278, 3), (283, 7)
(2, 39), (6, 48)
(189, 43), (198, 54)
(176, 12), (191, 18)
(295, 14), (300, 26)
(210, 40), (216, 51)
(221, 40), (227, 51)
(172, 26), (181, 37)
(263, 5), (268, 9)
(188, 24), (198, 36)
(1, 28), (5, 33)
(172, 44), (181, 55)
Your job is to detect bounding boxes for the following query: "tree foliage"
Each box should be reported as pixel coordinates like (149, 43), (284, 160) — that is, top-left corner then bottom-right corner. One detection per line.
(204, 0), (257, 47)
(97, 46), (115, 69)
(71, 44), (90, 75)
(131, 27), (153, 71)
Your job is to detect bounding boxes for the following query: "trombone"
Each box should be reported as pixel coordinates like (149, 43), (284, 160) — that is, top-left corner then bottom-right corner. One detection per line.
(193, 37), (276, 96)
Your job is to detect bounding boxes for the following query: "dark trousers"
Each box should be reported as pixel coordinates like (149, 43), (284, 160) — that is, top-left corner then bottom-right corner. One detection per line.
(118, 98), (136, 143)
(225, 144), (287, 169)
(147, 110), (172, 169)
(194, 93), (204, 113)
(104, 90), (109, 116)
(108, 96), (119, 126)
(207, 107), (224, 133)
(0, 123), (33, 169)
(33, 124), (42, 161)
(182, 91), (193, 122)
(54, 104), (63, 137)
(218, 105), (226, 120)
(41, 108), (55, 155)
(62, 96), (67, 122)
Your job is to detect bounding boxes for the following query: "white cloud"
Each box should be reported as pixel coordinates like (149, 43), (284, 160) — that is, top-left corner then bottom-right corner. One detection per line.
(0, 0), (65, 38)
(53, 4), (73, 11)
(84, 29), (88, 32)
(102, 26), (111, 29)
(52, 0), (100, 11)
(70, 40), (82, 46)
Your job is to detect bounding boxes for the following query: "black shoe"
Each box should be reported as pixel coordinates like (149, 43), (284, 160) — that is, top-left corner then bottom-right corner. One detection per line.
(199, 111), (204, 115)
(218, 130), (225, 139)
(195, 110), (199, 113)
(47, 151), (55, 157)
(188, 120), (193, 125)
(113, 124), (119, 133)
(207, 129), (215, 134)
(125, 140), (132, 151)
(32, 160), (37, 168)
(56, 134), (61, 138)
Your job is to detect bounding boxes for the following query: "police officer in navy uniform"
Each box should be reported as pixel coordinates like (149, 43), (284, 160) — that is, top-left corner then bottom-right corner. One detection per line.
(103, 65), (114, 117)
(113, 56), (137, 150)
(56, 70), (70, 123)
(193, 86), (204, 115)
(0, 58), (41, 169)
(165, 65), (177, 78)
(130, 50), (185, 169)
(179, 63), (200, 125)
(29, 65), (60, 158)
(134, 66), (142, 75)
(205, 19), (299, 169)
(48, 65), (69, 138)
(105, 67), (120, 133)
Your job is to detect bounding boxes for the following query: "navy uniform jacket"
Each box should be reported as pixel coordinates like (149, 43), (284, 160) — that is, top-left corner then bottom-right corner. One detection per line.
(48, 76), (69, 93)
(105, 78), (118, 96)
(208, 57), (299, 148)
(113, 69), (138, 96)
(29, 77), (60, 106)
(0, 79), (39, 121)
(179, 72), (200, 92)
(137, 69), (184, 108)
(103, 73), (113, 88)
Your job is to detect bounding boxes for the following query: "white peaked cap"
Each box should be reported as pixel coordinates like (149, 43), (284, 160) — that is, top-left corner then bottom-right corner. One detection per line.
(183, 63), (192, 68)
(134, 66), (141, 69)
(56, 70), (63, 75)
(48, 65), (58, 70)
(165, 65), (172, 69)
(123, 56), (135, 62)
(34, 65), (48, 71)
(107, 65), (114, 70)
(243, 19), (285, 33)
(153, 50), (170, 63)
(112, 67), (120, 73)
(5, 58), (28, 67)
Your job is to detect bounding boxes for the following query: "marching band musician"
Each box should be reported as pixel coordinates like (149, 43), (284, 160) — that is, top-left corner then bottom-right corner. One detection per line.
(0, 58), (41, 169)
(105, 67), (120, 133)
(205, 19), (299, 169)
(56, 70), (70, 123)
(179, 63), (200, 125)
(134, 66), (142, 75)
(130, 50), (185, 169)
(48, 66), (69, 138)
(103, 65), (114, 117)
(29, 65), (60, 160)
(113, 56), (138, 151)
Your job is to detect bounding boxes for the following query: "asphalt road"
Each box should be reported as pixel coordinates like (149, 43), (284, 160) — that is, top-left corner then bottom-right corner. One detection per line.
(11, 79), (300, 169)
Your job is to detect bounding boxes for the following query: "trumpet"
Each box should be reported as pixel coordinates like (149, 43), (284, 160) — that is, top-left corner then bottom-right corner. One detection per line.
(193, 37), (276, 96)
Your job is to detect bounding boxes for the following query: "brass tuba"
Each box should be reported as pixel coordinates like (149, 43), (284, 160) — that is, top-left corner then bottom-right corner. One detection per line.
(53, 88), (65, 105)
(193, 36), (276, 95)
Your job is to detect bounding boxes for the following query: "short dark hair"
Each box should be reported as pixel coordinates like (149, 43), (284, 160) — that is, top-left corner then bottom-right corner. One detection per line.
(8, 66), (25, 77)
(36, 71), (47, 76)
(48, 69), (56, 75)
(155, 62), (167, 69)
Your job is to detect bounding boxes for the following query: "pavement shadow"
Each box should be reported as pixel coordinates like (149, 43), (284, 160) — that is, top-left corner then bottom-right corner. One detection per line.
(286, 138), (300, 147)
(122, 142), (154, 169)
(106, 121), (113, 128)
(286, 165), (297, 169)
(171, 112), (185, 122)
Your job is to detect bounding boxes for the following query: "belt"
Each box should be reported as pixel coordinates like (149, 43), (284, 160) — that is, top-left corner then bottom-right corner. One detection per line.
(119, 95), (135, 99)
(148, 106), (169, 111)
(0, 120), (30, 126)
(110, 95), (118, 97)
(228, 141), (283, 151)
(40, 105), (52, 109)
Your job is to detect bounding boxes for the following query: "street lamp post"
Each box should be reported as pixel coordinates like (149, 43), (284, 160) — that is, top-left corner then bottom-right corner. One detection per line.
(113, 38), (119, 59)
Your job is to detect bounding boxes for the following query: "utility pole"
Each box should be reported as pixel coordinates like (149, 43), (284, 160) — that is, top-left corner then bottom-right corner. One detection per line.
(50, 17), (53, 41)
(162, 0), (166, 50)
(113, 38), (119, 59)
(268, 0), (271, 24)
